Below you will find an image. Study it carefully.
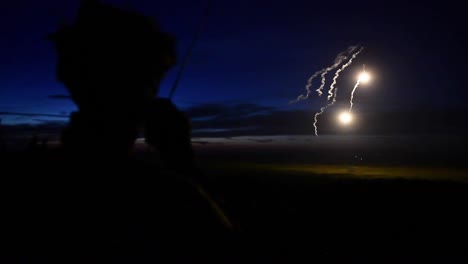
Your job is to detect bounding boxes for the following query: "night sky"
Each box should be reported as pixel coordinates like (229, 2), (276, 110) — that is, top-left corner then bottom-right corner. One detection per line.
(1, 0), (466, 136)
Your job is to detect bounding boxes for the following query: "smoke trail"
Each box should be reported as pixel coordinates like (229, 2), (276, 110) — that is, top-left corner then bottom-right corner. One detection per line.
(348, 79), (361, 112)
(290, 69), (325, 103)
(313, 87), (338, 136)
(290, 46), (358, 104)
(312, 47), (364, 135)
(315, 57), (345, 96)
(327, 46), (364, 101)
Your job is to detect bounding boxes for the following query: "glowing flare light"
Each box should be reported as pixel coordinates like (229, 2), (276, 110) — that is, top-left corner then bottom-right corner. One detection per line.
(339, 112), (353, 125)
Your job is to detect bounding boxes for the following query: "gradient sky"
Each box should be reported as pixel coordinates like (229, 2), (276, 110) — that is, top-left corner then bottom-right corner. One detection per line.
(1, 0), (466, 130)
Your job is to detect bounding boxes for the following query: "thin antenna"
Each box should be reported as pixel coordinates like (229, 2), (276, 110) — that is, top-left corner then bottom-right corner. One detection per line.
(168, 0), (213, 99)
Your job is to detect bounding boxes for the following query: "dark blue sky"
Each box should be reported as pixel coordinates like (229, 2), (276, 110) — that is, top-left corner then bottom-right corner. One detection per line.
(1, 0), (466, 127)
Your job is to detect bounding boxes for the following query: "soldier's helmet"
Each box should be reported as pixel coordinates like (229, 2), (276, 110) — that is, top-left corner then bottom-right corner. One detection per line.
(49, 0), (176, 114)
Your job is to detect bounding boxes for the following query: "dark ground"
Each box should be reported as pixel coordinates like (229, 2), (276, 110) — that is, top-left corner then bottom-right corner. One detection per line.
(191, 136), (468, 263)
(2, 135), (468, 262)
(200, 169), (468, 263)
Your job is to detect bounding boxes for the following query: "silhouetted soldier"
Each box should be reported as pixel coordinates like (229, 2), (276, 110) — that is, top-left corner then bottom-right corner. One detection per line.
(53, 0), (176, 158)
(1, 0), (234, 262)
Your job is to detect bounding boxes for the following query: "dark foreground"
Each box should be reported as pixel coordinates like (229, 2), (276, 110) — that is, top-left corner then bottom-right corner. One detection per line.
(2, 135), (468, 263)
(199, 165), (468, 263)
(191, 136), (468, 263)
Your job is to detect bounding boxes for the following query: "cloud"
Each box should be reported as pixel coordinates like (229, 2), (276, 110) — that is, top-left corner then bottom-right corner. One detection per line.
(249, 138), (274, 143)
(0, 112), (68, 118)
(191, 141), (211, 146)
(183, 102), (320, 137)
(1, 120), (66, 140)
(2, 102), (467, 141)
(184, 103), (468, 137)
(185, 103), (274, 120)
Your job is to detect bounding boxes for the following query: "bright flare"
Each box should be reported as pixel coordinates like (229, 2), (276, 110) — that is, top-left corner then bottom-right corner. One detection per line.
(358, 71), (371, 83)
(339, 112), (353, 125)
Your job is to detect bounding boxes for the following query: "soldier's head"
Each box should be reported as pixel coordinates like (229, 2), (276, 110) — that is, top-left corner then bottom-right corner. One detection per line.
(50, 0), (176, 117)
